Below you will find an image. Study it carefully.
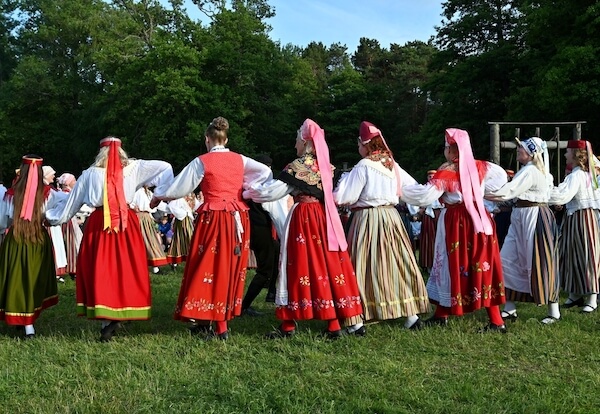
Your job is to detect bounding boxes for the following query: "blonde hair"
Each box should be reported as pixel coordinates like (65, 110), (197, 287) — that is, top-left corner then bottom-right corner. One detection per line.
(573, 148), (589, 171)
(93, 146), (130, 168)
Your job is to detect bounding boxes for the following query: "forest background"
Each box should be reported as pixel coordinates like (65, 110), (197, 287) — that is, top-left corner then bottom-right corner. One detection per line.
(1, 0), (599, 182)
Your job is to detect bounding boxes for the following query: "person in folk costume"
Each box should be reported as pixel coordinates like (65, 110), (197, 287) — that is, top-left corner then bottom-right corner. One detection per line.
(402, 128), (508, 332)
(165, 193), (200, 267)
(57, 173), (83, 280)
(0, 181), (7, 245)
(333, 121), (429, 331)
(419, 169), (443, 272)
(152, 117), (272, 340)
(548, 140), (600, 313)
(42, 165), (69, 283)
(485, 138), (560, 324)
(243, 118), (364, 339)
(0, 155), (59, 339)
(45, 137), (173, 341)
(130, 185), (168, 274)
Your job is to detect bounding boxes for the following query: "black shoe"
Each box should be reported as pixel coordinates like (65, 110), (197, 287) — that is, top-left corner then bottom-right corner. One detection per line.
(322, 329), (343, 340)
(581, 305), (597, 314)
(205, 330), (229, 341)
(478, 323), (507, 334)
(100, 321), (121, 342)
(189, 323), (212, 336)
(408, 319), (423, 331)
(563, 297), (585, 308)
(501, 310), (518, 321)
(243, 307), (265, 317)
(265, 325), (295, 339)
(346, 325), (367, 336)
(265, 292), (276, 303)
(24, 333), (35, 340)
(422, 316), (449, 328)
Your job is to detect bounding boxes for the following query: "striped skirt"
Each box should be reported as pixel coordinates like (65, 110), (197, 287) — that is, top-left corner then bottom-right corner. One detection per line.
(503, 206), (560, 304)
(137, 212), (168, 267)
(62, 217), (83, 275)
(559, 208), (600, 294)
(347, 206), (429, 321)
(167, 216), (194, 264)
(419, 209), (440, 269)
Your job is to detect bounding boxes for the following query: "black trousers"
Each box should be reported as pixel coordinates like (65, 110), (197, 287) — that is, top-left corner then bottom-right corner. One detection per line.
(242, 224), (279, 309)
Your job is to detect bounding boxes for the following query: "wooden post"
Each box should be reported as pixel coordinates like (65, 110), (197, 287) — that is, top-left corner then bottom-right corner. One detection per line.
(490, 123), (500, 164)
(555, 127), (561, 184)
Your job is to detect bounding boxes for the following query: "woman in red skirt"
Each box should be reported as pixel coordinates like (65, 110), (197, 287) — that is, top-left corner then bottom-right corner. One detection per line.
(244, 118), (364, 339)
(402, 128), (508, 332)
(152, 117), (272, 340)
(46, 137), (173, 341)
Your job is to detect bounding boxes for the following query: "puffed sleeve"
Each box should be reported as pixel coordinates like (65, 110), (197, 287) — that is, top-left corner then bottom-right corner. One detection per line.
(401, 183), (445, 207)
(484, 162), (509, 193)
(486, 166), (533, 201)
(333, 164), (366, 206)
(154, 158), (204, 201)
(135, 160), (174, 190)
(46, 171), (89, 225)
(548, 172), (580, 205)
(242, 156), (273, 190)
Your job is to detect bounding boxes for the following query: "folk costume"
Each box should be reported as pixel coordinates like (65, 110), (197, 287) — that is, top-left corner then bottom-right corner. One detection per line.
(244, 119), (363, 338)
(486, 138), (560, 323)
(333, 121), (429, 328)
(165, 194), (198, 264)
(43, 166), (68, 281)
(130, 187), (168, 268)
(0, 156), (59, 336)
(549, 140), (600, 313)
(46, 138), (173, 328)
(57, 173), (83, 278)
(153, 146), (271, 334)
(402, 129), (507, 330)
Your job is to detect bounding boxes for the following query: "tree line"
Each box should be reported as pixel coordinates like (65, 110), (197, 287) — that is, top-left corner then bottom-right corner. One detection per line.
(1, 0), (599, 183)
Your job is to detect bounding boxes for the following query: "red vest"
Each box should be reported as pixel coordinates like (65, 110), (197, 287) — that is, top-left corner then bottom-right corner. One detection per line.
(198, 152), (248, 211)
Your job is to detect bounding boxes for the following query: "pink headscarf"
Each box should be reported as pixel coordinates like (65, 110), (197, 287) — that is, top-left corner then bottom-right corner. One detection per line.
(445, 128), (493, 235)
(20, 156), (42, 221)
(301, 119), (348, 251)
(57, 173), (76, 189)
(359, 121), (402, 197)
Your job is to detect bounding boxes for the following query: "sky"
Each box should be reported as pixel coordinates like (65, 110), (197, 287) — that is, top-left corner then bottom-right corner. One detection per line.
(175, 0), (445, 52)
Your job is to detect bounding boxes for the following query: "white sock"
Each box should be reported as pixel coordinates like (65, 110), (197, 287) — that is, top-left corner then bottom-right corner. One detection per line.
(346, 322), (364, 333)
(548, 302), (560, 319)
(404, 315), (419, 328)
(503, 301), (517, 314)
(585, 294), (598, 309)
(25, 325), (35, 335)
(152, 267), (160, 274)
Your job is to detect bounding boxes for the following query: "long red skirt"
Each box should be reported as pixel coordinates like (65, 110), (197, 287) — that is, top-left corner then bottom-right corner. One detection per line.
(174, 210), (250, 322)
(443, 204), (505, 315)
(277, 202), (363, 321)
(76, 208), (151, 320)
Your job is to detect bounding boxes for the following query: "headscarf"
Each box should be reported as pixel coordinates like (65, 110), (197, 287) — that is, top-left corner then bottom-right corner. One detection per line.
(516, 137), (550, 176)
(42, 165), (56, 185)
(57, 173), (76, 189)
(359, 121), (403, 197)
(20, 156), (42, 221)
(445, 128), (493, 235)
(300, 119), (347, 251)
(100, 137), (128, 232)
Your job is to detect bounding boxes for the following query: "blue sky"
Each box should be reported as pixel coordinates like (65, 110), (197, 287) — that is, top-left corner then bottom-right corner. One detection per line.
(172, 0), (444, 52)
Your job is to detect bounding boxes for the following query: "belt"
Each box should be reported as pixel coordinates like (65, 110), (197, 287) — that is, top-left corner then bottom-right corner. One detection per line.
(515, 200), (548, 208)
(351, 205), (396, 213)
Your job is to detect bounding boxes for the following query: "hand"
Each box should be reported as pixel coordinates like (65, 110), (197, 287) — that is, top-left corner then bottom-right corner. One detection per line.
(149, 196), (160, 209)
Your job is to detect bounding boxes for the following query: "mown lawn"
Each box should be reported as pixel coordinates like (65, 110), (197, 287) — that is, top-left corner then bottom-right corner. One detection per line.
(1, 267), (599, 414)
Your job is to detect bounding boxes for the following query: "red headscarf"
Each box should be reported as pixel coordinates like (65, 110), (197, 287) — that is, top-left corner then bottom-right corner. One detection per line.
(100, 137), (128, 232)
(359, 121), (402, 196)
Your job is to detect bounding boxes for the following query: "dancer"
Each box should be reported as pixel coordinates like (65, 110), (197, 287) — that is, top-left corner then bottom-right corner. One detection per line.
(131, 185), (168, 274)
(419, 170), (443, 272)
(549, 140), (600, 313)
(57, 173), (83, 280)
(0, 155), (59, 338)
(152, 117), (271, 340)
(486, 138), (560, 324)
(333, 121), (429, 330)
(244, 118), (364, 339)
(46, 137), (173, 341)
(165, 193), (199, 266)
(402, 128), (508, 332)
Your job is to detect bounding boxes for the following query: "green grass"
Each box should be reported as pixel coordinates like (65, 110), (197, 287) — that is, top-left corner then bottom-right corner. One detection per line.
(1, 267), (599, 413)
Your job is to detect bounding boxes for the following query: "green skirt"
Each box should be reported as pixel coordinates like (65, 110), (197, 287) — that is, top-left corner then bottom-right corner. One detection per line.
(0, 229), (58, 325)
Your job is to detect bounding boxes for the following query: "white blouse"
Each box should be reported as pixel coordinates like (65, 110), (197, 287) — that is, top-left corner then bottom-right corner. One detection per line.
(486, 162), (552, 203)
(548, 167), (600, 215)
(333, 159), (417, 208)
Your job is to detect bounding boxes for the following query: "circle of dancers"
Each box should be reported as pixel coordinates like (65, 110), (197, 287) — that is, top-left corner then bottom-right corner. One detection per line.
(0, 117), (598, 341)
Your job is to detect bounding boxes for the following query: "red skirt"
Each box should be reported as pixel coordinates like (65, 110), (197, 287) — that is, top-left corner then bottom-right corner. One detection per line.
(174, 210), (250, 322)
(76, 208), (151, 320)
(277, 202), (363, 321)
(443, 204), (504, 315)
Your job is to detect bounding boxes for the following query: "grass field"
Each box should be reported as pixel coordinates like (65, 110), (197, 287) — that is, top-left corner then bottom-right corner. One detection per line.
(1, 267), (599, 414)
